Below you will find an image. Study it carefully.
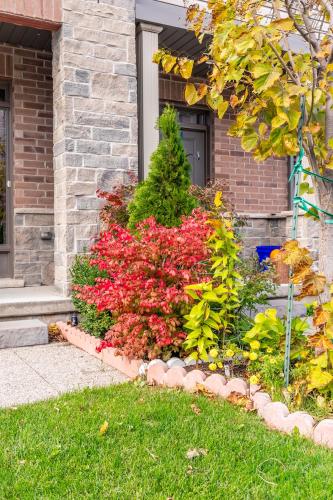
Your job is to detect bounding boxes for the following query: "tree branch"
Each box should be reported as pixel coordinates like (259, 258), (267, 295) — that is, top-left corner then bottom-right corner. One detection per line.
(284, 0), (320, 53)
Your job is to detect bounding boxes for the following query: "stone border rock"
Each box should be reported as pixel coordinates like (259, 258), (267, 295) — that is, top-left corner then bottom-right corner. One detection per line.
(56, 323), (333, 450)
(56, 322), (142, 378)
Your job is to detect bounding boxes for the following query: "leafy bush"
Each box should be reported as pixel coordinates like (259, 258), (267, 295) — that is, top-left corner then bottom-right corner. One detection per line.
(236, 256), (277, 316)
(182, 193), (242, 365)
(242, 308), (309, 390)
(128, 105), (197, 228)
(70, 255), (113, 337)
(74, 210), (212, 360)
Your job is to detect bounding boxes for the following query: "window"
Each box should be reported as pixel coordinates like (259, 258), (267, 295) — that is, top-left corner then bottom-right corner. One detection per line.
(0, 84), (10, 246)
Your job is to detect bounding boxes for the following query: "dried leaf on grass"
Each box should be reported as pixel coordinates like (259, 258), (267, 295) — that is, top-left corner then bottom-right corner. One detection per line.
(191, 403), (201, 415)
(186, 448), (208, 459)
(99, 420), (109, 436)
(196, 383), (216, 398)
(227, 392), (254, 411)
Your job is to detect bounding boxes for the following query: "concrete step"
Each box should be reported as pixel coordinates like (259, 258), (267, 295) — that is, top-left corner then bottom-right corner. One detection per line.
(0, 319), (48, 349)
(0, 286), (74, 322)
(0, 278), (25, 289)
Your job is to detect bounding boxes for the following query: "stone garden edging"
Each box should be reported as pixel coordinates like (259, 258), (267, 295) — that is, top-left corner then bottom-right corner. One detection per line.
(56, 322), (333, 450)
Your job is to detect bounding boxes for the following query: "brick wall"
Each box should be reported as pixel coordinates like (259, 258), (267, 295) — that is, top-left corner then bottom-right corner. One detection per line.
(159, 74), (289, 213)
(0, 1), (61, 27)
(10, 46), (53, 209)
(213, 116), (289, 213)
(0, 43), (54, 285)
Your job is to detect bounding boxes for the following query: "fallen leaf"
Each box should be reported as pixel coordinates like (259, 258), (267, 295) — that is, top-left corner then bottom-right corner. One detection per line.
(186, 465), (194, 475)
(186, 448), (208, 459)
(99, 420), (109, 436)
(191, 403), (201, 415)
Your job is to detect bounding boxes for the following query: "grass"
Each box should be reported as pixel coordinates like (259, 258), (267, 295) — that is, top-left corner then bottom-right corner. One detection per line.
(1, 383), (333, 499)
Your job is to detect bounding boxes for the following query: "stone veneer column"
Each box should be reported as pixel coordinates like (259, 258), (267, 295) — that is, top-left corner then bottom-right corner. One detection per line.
(52, 0), (138, 294)
(136, 22), (162, 178)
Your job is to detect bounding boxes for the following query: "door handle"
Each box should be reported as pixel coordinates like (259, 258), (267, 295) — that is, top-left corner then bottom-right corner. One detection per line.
(197, 152), (200, 160)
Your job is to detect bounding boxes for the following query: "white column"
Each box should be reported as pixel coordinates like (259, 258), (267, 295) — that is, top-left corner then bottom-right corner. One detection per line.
(136, 22), (163, 179)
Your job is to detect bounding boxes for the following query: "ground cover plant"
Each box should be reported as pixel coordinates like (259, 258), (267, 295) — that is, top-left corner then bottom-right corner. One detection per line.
(1, 384), (333, 499)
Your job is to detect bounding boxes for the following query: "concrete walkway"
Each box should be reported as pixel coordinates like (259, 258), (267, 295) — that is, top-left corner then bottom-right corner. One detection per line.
(0, 343), (129, 408)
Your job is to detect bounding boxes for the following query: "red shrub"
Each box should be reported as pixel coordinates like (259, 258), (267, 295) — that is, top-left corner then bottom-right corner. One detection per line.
(75, 210), (212, 360)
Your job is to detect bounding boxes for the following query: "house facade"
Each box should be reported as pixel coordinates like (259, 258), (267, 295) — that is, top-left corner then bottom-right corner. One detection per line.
(0, 0), (317, 296)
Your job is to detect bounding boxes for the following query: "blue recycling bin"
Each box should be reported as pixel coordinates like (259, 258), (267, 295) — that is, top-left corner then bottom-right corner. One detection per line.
(256, 245), (281, 263)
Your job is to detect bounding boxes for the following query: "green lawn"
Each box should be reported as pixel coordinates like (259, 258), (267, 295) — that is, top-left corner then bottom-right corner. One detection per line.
(1, 383), (333, 499)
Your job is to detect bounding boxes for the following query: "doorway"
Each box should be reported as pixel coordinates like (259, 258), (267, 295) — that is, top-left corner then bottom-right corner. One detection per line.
(0, 83), (12, 278)
(160, 104), (210, 186)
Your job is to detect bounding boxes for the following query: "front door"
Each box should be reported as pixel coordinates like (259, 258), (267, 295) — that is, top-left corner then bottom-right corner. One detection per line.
(182, 129), (206, 186)
(0, 84), (12, 278)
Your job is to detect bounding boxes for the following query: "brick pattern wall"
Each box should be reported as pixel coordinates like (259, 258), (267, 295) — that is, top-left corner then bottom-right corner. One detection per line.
(53, 0), (137, 294)
(0, 43), (54, 285)
(213, 116), (289, 213)
(11, 47), (53, 209)
(159, 74), (289, 213)
(0, 1), (61, 25)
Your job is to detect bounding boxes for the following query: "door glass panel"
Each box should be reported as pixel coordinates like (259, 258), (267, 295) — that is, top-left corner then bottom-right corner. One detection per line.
(0, 109), (7, 245)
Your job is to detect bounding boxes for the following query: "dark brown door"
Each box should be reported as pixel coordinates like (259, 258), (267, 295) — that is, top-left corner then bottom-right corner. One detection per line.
(182, 129), (206, 186)
(0, 85), (12, 278)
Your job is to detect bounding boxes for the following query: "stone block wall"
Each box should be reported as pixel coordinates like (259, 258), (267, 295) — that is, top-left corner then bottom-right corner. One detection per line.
(0, 43), (54, 285)
(240, 213), (319, 267)
(14, 209), (54, 285)
(53, 0), (138, 294)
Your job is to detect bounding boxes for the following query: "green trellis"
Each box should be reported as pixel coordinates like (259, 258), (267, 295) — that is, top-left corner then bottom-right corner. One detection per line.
(283, 97), (333, 386)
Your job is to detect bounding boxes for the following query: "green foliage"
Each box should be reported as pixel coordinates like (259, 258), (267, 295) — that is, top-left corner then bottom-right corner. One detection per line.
(237, 257), (276, 312)
(128, 105), (197, 228)
(183, 194), (241, 362)
(242, 309), (310, 391)
(243, 309), (309, 360)
(155, 1), (333, 171)
(70, 255), (113, 337)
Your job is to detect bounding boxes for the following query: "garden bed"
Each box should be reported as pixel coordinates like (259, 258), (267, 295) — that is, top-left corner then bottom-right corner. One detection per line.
(57, 322), (333, 450)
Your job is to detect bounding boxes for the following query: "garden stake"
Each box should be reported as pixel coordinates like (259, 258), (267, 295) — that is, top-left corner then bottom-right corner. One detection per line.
(284, 98), (304, 387)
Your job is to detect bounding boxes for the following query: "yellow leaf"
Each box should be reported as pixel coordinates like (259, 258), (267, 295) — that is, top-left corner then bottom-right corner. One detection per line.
(299, 272), (326, 299)
(308, 366), (333, 391)
(162, 54), (177, 73)
(179, 58), (194, 79)
(214, 191), (223, 208)
(185, 83), (199, 105)
(258, 122), (268, 136)
(99, 420), (109, 436)
(241, 130), (258, 152)
(197, 55), (209, 64)
(230, 94), (239, 108)
(313, 306), (330, 327)
(269, 17), (294, 32)
(281, 240), (313, 269)
(272, 115), (287, 129)
(217, 100), (229, 119)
